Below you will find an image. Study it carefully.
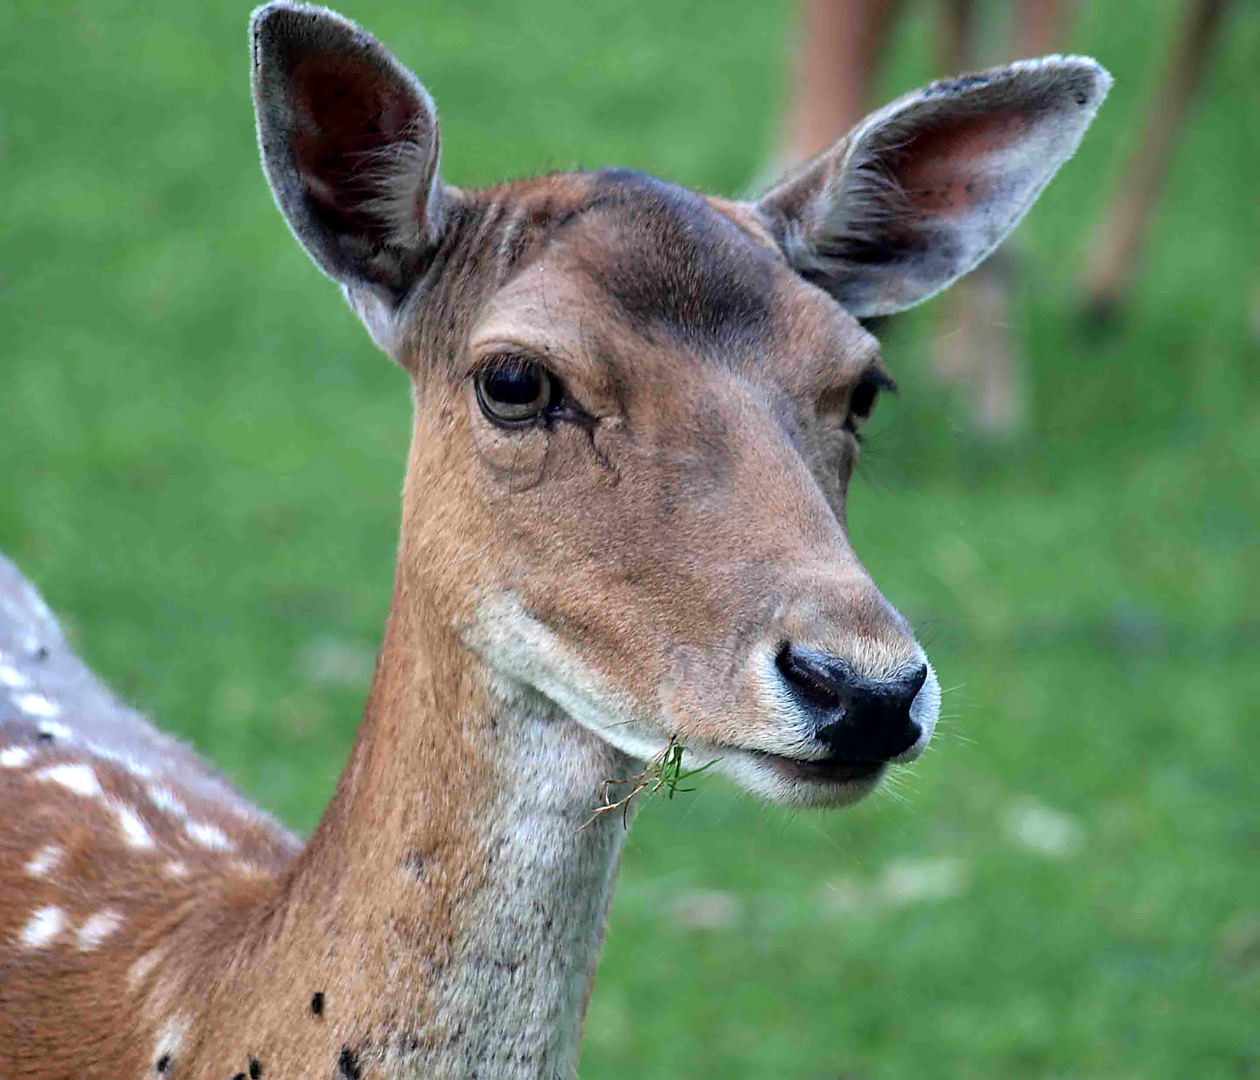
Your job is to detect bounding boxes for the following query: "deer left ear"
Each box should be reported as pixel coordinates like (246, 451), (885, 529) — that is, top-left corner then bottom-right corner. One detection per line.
(753, 57), (1111, 317)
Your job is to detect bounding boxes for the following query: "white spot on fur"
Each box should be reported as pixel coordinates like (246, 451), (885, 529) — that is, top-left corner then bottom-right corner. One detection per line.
(25, 844), (64, 876)
(164, 860), (189, 878)
(20, 906), (65, 948)
(0, 663), (29, 689)
(1, 746), (32, 768)
(153, 1012), (190, 1063)
(14, 693), (60, 719)
(38, 719), (73, 741)
(127, 946), (165, 990)
(185, 820), (232, 852)
(148, 784), (188, 819)
(35, 763), (102, 798)
(87, 740), (152, 778)
(114, 803), (155, 849)
(76, 909), (123, 950)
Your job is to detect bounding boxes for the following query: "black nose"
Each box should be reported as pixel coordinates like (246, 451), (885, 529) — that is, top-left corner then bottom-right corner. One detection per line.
(776, 644), (926, 762)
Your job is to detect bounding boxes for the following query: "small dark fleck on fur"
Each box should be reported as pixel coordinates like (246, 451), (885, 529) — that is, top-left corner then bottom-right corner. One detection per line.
(311, 991), (325, 1016)
(339, 1048), (362, 1079)
(250, 1060), (262, 1079)
(1075, 90), (1088, 105)
(37, 731), (54, 742)
(232, 1073), (246, 1080)
(155, 1054), (171, 1074)
(33, 645), (49, 661)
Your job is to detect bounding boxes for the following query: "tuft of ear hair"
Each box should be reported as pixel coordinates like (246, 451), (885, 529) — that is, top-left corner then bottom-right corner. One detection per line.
(250, 1), (455, 348)
(753, 57), (1112, 317)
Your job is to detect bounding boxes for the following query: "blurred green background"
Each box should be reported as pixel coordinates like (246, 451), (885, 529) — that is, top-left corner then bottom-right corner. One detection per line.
(3, 0), (1258, 1076)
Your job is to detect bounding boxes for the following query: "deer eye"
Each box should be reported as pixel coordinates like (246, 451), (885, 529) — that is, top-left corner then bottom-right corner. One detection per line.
(475, 357), (558, 426)
(844, 369), (896, 437)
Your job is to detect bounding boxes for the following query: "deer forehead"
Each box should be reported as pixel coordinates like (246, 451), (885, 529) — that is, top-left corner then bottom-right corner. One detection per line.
(464, 170), (879, 401)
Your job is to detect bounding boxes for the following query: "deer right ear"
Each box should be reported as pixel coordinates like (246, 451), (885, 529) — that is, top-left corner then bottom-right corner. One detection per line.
(753, 57), (1111, 317)
(250, 3), (455, 350)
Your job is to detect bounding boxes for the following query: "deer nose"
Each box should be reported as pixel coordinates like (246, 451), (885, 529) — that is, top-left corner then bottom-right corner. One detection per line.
(776, 644), (926, 762)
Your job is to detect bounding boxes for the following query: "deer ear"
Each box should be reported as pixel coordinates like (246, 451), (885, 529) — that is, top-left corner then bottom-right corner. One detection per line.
(250, 3), (454, 348)
(753, 57), (1111, 317)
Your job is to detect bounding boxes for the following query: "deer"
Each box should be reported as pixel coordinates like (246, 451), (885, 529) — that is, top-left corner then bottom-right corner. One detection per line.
(0, 4), (1109, 1076)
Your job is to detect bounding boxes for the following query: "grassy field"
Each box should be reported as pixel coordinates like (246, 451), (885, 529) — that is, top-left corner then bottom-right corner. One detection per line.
(4, 0), (1259, 1076)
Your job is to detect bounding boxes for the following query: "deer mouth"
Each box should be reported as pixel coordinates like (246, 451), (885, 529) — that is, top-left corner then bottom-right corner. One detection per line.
(748, 751), (886, 785)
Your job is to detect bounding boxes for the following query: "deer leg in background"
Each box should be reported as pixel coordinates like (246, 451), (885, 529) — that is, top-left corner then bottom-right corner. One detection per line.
(938, 0), (977, 74)
(1082, 0), (1230, 324)
(1014, 0), (1075, 59)
(929, 0), (985, 391)
(931, 0), (1075, 436)
(784, 0), (905, 166)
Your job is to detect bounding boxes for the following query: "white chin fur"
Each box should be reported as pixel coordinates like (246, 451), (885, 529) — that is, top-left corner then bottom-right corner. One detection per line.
(710, 749), (885, 808)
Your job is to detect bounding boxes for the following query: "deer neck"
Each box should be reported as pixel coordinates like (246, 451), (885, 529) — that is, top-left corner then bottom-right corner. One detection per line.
(268, 509), (635, 1078)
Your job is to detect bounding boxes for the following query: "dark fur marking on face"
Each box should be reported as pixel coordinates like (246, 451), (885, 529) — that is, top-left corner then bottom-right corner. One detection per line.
(155, 1054), (171, 1074)
(232, 1073), (246, 1080)
(575, 169), (777, 348)
(339, 1047), (362, 1079)
(249, 1059), (262, 1079)
(37, 730), (54, 742)
(310, 991), (325, 1016)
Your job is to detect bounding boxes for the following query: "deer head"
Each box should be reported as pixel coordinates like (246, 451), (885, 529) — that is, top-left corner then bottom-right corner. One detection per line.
(251, 3), (1109, 808)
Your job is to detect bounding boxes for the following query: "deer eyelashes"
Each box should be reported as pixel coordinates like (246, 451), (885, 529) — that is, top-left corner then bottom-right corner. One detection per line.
(843, 369), (897, 440)
(474, 356), (563, 428)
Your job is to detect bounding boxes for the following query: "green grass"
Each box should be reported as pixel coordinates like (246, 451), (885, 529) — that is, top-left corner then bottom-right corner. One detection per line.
(3, 0), (1258, 1076)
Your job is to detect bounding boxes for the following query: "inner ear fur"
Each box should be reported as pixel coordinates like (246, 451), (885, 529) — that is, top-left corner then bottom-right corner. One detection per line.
(250, 2), (451, 302)
(754, 56), (1112, 317)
